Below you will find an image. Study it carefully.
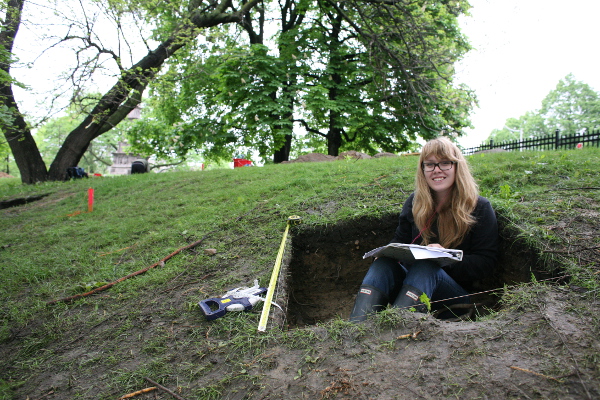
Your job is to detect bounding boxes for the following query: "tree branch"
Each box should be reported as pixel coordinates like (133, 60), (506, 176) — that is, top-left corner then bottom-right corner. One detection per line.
(294, 119), (327, 137)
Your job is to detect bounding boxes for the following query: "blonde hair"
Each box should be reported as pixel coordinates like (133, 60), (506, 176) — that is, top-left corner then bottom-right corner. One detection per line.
(413, 137), (479, 248)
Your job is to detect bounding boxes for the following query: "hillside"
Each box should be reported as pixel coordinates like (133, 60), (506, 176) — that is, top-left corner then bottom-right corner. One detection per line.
(1, 149), (599, 399)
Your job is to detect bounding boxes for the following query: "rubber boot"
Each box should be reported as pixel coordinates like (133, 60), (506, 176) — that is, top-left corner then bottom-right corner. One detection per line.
(392, 284), (428, 313)
(349, 285), (387, 322)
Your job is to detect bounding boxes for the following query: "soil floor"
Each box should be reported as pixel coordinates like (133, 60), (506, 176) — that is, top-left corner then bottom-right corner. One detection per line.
(6, 286), (598, 399)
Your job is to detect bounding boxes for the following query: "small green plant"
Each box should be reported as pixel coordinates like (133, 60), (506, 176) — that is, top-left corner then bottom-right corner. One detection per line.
(74, 281), (109, 293)
(304, 354), (320, 364)
(419, 292), (431, 311)
(378, 339), (397, 351)
(499, 184), (513, 199)
(293, 368), (302, 380)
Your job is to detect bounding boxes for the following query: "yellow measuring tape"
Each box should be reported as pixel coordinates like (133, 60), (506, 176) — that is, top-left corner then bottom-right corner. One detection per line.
(258, 215), (302, 332)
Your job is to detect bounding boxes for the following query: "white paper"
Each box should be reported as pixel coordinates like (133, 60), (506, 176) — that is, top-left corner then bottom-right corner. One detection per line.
(409, 246), (454, 260)
(362, 243), (463, 266)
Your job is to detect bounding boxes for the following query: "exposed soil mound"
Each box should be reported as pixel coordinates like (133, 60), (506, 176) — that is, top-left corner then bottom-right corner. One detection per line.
(282, 153), (337, 163)
(283, 151), (378, 163)
(337, 150), (372, 160)
(373, 152), (399, 158)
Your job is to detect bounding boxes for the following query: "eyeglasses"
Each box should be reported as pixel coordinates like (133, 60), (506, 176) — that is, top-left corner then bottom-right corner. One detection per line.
(422, 161), (456, 172)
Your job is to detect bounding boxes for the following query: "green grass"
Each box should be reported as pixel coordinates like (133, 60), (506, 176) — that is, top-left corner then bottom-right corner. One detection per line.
(1, 148), (599, 399)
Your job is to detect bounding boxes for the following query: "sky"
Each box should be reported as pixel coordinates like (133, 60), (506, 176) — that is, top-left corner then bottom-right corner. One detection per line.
(455, 0), (600, 148)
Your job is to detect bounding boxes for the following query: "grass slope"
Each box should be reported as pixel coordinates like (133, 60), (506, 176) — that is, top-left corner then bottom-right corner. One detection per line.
(0, 149), (599, 399)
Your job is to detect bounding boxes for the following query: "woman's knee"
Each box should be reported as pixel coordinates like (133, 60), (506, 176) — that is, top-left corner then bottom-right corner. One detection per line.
(410, 259), (440, 273)
(361, 257), (405, 296)
(370, 256), (401, 273)
(402, 260), (444, 293)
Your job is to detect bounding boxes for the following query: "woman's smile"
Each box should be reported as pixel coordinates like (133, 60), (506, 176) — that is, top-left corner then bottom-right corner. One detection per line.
(425, 159), (454, 188)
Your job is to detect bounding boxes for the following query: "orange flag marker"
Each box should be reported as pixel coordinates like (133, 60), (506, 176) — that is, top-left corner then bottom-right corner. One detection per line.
(88, 188), (94, 212)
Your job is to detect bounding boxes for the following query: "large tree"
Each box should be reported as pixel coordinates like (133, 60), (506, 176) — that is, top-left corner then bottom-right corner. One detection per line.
(128, 0), (474, 162)
(0, 0), (261, 183)
(488, 74), (600, 143)
(540, 73), (600, 134)
(487, 112), (546, 143)
(126, 0), (310, 163)
(303, 0), (474, 155)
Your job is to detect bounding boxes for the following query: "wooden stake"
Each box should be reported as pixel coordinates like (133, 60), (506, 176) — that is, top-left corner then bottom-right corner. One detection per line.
(396, 330), (422, 340)
(510, 366), (561, 382)
(118, 387), (157, 399)
(144, 377), (187, 400)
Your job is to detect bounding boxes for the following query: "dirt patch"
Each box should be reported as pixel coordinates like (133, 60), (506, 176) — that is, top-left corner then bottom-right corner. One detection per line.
(282, 151), (382, 164)
(0, 193), (51, 209)
(282, 153), (337, 163)
(6, 284), (599, 400)
(286, 215), (397, 326)
(259, 288), (600, 399)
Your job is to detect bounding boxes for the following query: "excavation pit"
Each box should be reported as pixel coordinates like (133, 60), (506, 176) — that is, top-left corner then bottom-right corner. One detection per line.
(284, 213), (556, 328)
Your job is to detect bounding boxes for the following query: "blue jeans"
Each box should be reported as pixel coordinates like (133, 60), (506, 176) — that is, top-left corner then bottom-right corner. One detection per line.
(361, 256), (471, 310)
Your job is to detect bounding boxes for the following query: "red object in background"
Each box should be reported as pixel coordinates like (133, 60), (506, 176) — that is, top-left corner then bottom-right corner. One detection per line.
(233, 158), (253, 168)
(93, 173), (102, 177)
(576, 143), (583, 149)
(88, 188), (94, 213)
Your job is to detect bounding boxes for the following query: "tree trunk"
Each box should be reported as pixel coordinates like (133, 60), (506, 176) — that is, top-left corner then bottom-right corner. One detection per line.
(47, 79), (148, 180)
(273, 134), (292, 163)
(327, 127), (342, 157)
(243, 3), (300, 164)
(0, 0), (48, 183)
(326, 72), (342, 157)
(2, 99), (48, 183)
(272, 86), (295, 163)
(3, 0), (261, 183)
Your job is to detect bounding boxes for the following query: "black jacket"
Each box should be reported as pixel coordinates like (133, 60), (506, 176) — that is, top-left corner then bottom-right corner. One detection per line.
(391, 193), (498, 286)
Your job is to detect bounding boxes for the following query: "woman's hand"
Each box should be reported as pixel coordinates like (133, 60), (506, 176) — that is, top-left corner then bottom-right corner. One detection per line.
(427, 243), (444, 248)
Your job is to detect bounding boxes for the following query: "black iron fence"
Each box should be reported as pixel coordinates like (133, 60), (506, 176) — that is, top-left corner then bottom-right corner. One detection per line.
(462, 129), (600, 156)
